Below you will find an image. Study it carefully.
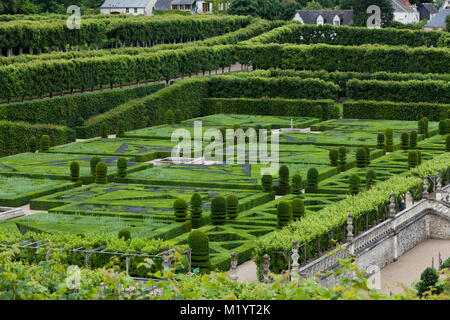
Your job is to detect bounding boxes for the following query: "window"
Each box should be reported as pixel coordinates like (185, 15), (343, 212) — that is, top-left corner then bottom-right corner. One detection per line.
(134, 8), (138, 13)
(316, 15), (324, 25)
(185, 4), (191, 10)
(172, 4), (178, 9)
(126, 8), (129, 13)
(333, 15), (340, 26)
(219, 2), (223, 10)
(203, 2), (210, 12)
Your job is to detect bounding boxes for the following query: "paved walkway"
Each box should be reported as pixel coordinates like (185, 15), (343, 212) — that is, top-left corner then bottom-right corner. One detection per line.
(380, 239), (450, 295)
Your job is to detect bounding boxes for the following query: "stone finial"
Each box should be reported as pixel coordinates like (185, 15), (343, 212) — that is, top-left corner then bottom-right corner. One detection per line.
(347, 213), (354, 243)
(389, 192), (396, 218)
(291, 240), (300, 275)
(437, 169), (442, 191)
(423, 176), (429, 199)
(229, 252), (238, 281)
(262, 254), (271, 283)
(162, 246), (171, 272)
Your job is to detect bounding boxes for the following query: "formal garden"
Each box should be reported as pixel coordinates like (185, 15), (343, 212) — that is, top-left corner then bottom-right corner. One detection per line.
(0, 11), (449, 301)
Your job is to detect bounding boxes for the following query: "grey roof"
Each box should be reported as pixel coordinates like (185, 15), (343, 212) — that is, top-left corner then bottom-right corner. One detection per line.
(171, 0), (195, 5)
(420, 3), (438, 14)
(424, 8), (450, 27)
(101, 0), (151, 8)
(154, 0), (172, 10)
(294, 10), (353, 25)
(391, 0), (417, 13)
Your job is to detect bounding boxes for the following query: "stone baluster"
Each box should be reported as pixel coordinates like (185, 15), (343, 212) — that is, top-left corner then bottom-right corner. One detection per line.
(389, 192), (396, 219)
(423, 175), (429, 199)
(125, 255), (131, 275)
(347, 213), (354, 255)
(262, 254), (271, 283)
(290, 240), (300, 283)
(229, 252), (238, 281)
(162, 246), (171, 274)
(436, 169), (443, 201)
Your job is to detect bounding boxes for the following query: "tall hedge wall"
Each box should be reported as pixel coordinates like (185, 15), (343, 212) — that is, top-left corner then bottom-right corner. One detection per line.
(343, 100), (450, 121)
(202, 97), (334, 120)
(346, 79), (450, 103)
(0, 121), (75, 157)
(77, 78), (210, 138)
(235, 44), (450, 74)
(245, 23), (445, 48)
(0, 83), (164, 126)
(207, 76), (339, 100)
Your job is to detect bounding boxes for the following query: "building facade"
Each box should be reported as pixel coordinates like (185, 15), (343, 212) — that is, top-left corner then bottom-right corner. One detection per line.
(293, 10), (354, 26)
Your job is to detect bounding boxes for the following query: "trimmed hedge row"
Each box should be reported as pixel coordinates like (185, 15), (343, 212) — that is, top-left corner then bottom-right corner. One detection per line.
(346, 79), (450, 104)
(0, 83), (164, 126)
(202, 97), (334, 120)
(207, 76), (339, 101)
(343, 100), (450, 121)
(76, 78), (209, 138)
(245, 23), (445, 48)
(0, 121), (75, 157)
(235, 44), (450, 74)
(235, 69), (450, 96)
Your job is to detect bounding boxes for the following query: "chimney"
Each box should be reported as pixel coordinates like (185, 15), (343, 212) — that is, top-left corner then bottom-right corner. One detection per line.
(405, 0), (409, 10)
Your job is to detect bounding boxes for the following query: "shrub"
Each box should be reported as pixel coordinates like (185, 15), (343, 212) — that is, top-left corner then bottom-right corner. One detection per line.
(90, 156), (102, 179)
(329, 149), (338, 166)
(291, 174), (302, 196)
(95, 162), (107, 184)
(408, 150), (418, 169)
(409, 130), (417, 149)
(377, 133), (385, 150)
(447, 135), (450, 152)
(278, 165), (290, 195)
(261, 174), (273, 192)
(401, 132), (409, 150)
(211, 196), (226, 225)
(190, 193), (203, 229)
(364, 146), (371, 166)
(356, 147), (367, 168)
(385, 128), (394, 152)
(305, 168), (319, 193)
(174, 199), (188, 222)
(70, 161), (80, 182)
(215, 102), (223, 113)
(117, 157), (127, 178)
(165, 109), (175, 125)
(416, 267), (443, 298)
(29, 137), (37, 153)
(338, 146), (347, 172)
(118, 229), (131, 241)
(349, 174), (360, 195)
(366, 170), (376, 190)
(226, 195), (239, 220)
(188, 230), (210, 273)
(277, 201), (292, 228)
(442, 257), (450, 269)
(417, 150), (422, 165)
(39, 135), (50, 152)
(77, 117), (84, 126)
(291, 198), (305, 220)
(419, 117), (429, 138)
(117, 120), (126, 138)
(100, 122), (108, 138)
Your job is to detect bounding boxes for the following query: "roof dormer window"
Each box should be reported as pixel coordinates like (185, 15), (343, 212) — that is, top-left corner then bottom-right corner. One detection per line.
(317, 15), (324, 25)
(333, 15), (340, 25)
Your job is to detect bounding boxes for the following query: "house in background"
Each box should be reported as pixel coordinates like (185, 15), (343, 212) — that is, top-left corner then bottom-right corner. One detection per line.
(418, 2), (438, 21)
(292, 10), (353, 26)
(100, 0), (157, 15)
(423, 1), (450, 30)
(391, 0), (420, 24)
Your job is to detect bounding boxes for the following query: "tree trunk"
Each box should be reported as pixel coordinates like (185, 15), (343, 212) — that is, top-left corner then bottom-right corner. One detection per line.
(29, 47), (33, 55)
(19, 47), (23, 55)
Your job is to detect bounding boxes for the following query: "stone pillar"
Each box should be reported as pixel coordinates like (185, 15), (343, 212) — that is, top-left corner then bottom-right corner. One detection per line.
(262, 254), (271, 283)
(229, 252), (238, 281)
(423, 175), (429, 199)
(389, 192), (396, 219)
(436, 169), (442, 201)
(347, 213), (354, 255)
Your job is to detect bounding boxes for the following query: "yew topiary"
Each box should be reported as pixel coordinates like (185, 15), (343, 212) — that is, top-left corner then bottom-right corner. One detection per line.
(261, 174), (273, 192)
(329, 149), (338, 166)
(173, 198), (188, 222)
(291, 174), (302, 196)
(277, 201), (292, 228)
(40, 135), (50, 152)
(190, 193), (203, 228)
(165, 109), (175, 125)
(417, 149), (422, 164)
(377, 133), (385, 149)
(211, 196), (226, 225)
(416, 267), (443, 298)
(385, 128), (394, 152)
(400, 132), (409, 150)
(364, 146), (371, 166)
(118, 229), (131, 241)
(278, 165), (290, 195)
(117, 157), (127, 178)
(226, 195), (239, 220)
(90, 156), (101, 179)
(409, 130), (417, 149)
(70, 161), (80, 182)
(305, 168), (319, 193)
(366, 170), (376, 190)
(95, 161), (107, 184)
(338, 146), (347, 172)
(356, 147), (367, 168)
(29, 137), (37, 153)
(188, 230), (210, 273)
(408, 150), (418, 169)
(349, 174), (360, 195)
(446, 135), (450, 152)
(439, 120), (447, 135)
(291, 198), (305, 220)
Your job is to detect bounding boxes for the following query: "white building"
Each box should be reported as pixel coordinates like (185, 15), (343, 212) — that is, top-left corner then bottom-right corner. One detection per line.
(391, 0), (420, 24)
(100, 0), (157, 15)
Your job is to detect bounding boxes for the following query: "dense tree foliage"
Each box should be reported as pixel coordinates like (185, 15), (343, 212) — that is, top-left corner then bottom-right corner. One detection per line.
(339, 0), (394, 27)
